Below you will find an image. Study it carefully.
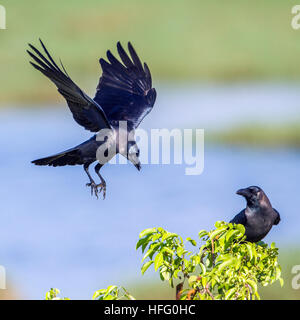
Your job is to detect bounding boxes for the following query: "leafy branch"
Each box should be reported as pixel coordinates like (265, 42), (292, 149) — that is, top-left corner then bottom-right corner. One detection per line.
(44, 221), (283, 300)
(93, 285), (135, 300)
(45, 285), (136, 300)
(136, 222), (283, 300)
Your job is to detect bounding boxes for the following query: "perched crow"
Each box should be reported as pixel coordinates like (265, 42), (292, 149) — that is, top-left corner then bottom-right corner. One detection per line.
(230, 186), (280, 242)
(27, 40), (156, 199)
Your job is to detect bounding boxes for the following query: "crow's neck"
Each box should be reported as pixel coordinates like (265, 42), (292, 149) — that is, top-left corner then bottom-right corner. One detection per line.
(246, 200), (260, 213)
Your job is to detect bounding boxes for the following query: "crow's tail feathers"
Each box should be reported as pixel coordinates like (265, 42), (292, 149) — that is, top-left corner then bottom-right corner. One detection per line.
(32, 148), (82, 167)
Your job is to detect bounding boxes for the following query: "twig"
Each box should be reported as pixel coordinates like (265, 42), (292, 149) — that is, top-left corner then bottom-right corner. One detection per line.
(205, 283), (215, 300)
(245, 283), (253, 300)
(176, 281), (184, 300)
(211, 238), (215, 267)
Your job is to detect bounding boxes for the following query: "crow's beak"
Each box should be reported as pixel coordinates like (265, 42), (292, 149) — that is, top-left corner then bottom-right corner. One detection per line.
(236, 188), (250, 197)
(135, 162), (141, 171)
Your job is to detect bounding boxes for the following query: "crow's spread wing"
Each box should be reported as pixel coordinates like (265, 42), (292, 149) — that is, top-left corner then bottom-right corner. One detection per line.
(27, 40), (111, 132)
(230, 210), (247, 226)
(94, 42), (156, 130)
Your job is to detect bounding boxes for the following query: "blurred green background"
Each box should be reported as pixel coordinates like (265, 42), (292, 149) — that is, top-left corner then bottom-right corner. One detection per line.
(2, 0), (300, 145)
(1, 0), (300, 102)
(0, 0), (300, 300)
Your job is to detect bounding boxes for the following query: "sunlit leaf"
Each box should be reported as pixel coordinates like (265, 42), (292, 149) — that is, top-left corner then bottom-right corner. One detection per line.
(154, 252), (164, 271)
(139, 228), (156, 238)
(186, 237), (197, 246)
(141, 261), (154, 275)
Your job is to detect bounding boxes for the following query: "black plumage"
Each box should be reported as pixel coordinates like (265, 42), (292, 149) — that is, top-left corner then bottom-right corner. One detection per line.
(94, 42), (156, 130)
(28, 39), (157, 199)
(230, 186), (280, 242)
(27, 41), (111, 132)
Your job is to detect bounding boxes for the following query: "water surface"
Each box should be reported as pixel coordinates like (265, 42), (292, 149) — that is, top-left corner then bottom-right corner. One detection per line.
(0, 84), (299, 299)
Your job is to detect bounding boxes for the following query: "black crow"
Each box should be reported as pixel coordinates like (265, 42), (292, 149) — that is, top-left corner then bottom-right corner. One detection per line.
(230, 186), (280, 242)
(27, 39), (156, 199)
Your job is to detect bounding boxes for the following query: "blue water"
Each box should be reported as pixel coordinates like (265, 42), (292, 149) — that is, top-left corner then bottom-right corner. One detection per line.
(0, 84), (300, 299)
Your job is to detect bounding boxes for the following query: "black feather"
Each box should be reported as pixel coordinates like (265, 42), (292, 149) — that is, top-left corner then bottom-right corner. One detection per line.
(28, 41), (111, 132)
(94, 42), (156, 129)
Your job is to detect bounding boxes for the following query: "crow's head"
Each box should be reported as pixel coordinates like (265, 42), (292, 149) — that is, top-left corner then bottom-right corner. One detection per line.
(236, 186), (265, 207)
(127, 141), (141, 171)
(117, 127), (141, 171)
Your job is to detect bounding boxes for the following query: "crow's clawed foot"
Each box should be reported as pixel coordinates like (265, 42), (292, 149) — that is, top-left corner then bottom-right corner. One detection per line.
(97, 182), (106, 200)
(86, 181), (106, 199)
(86, 181), (98, 198)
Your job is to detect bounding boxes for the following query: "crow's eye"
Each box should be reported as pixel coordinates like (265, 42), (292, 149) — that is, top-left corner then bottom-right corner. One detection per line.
(249, 187), (258, 194)
(136, 149), (140, 157)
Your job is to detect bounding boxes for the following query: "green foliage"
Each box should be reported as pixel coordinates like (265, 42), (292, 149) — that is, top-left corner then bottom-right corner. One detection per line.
(137, 222), (283, 300)
(45, 288), (70, 300)
(44, 221), (283, 300)
(93, 285), (135, 300)
(209, 122), (300, 148)
(2, 1), (300, 103)
(45, 285), (135, 300)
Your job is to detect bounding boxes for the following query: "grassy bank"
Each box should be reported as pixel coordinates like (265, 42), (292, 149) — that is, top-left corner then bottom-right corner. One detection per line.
(208, 123), (300, 148)
(1, 0), (300, 102)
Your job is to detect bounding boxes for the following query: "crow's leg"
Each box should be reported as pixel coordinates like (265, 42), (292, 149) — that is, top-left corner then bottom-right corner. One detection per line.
(95, 163), (106, 200)
(84, 162), (100, 198)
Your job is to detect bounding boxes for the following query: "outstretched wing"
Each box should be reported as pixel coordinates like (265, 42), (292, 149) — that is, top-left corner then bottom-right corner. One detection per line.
(230, 210), (247, 226)
(27, 39), (111, 132)
(94, 42), (157, 130)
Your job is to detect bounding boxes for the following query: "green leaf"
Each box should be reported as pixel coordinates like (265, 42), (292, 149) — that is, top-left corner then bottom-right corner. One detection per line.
(198, 230), (208, 239)
(235, 224), (245, 235)
(139, 228), (156, 238)
(246, 243), (253, 260)
(45, 288), (61, 300)
(188, 275), (198, 286)
(136, 234), (152, 251)
(162, 247), (174, 255)
(160, 268), (171, 281)
(218, 258), (235, 272)
(215, 221), (224, 228)
(141, 261), (154, 275)
(210, 227), (227, 240)
(105, 285), (118, 295)
(161, 232), (178, 241)
(225, 287), (236, 300)
(225, 229), (240, 243)
(246, 279), (257, 293)
(142, 243), (161, 262)
(191, 255), (200, 266)
(177, 246), (185, 257)
(186, 237), (197, 246)
(92, 289), (106, 300)
(199, 263), (206, 275)
(154, 252), (164, 271)
(271, 242), (276, 249)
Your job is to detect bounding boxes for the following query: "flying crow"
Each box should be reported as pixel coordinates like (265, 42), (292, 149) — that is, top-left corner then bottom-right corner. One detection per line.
(28, 40), (157, 199)
(230, 186), (280, 242)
